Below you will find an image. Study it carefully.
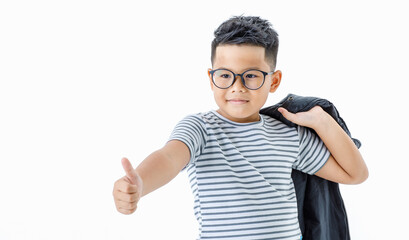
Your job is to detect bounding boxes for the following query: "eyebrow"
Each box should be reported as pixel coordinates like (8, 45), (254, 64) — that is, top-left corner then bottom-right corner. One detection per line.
(214, 67), (264, 72)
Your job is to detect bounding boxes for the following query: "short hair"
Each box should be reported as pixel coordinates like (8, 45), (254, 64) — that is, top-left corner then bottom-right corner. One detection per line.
(211, 16), (279, 70)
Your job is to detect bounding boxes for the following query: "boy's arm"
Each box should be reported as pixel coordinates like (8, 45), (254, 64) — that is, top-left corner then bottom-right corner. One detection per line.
(136, 140), (190, 197)
(113, 140), (190, 214)
(278, 106), (368, 184)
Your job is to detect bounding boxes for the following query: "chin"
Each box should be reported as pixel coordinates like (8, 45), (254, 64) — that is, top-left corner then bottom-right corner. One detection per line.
(226, 110), (259, 122)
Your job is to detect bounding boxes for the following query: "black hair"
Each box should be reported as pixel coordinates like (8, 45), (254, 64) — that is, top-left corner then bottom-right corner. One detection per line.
(211, 16), (279, 70)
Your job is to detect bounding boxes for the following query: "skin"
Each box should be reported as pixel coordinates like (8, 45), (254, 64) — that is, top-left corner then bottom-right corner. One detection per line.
(208, 45), (282, 123)
(113, 44), (368, 215)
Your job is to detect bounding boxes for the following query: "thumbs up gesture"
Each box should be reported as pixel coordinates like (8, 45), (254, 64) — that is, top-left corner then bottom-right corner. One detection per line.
(113, 157), (143, 215)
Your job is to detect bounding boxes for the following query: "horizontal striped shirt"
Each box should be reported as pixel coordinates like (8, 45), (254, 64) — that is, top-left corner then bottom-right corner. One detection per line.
(169, 111), (330, 240)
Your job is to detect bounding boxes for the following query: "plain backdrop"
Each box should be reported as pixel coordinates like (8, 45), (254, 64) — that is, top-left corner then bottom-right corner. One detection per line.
(1, 0), (408, 239)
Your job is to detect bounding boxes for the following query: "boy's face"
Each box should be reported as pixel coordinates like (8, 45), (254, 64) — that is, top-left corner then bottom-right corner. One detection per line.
(208, 45), (282, 123)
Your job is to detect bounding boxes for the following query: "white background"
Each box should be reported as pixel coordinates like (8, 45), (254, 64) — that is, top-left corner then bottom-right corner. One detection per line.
(1, 0), (408, 239)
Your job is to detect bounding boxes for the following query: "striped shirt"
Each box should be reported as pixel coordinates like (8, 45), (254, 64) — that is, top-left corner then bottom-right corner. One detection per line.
(169, 111), (330, 240)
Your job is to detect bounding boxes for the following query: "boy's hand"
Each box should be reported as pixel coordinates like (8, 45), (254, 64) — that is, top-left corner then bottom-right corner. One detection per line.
(279, 105), (368, 184)
(113, 157), (143, 215)
(278, 106), (327, 129)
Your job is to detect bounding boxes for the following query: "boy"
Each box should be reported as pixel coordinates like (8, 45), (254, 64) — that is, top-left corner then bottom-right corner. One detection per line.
(113, 16), (368, 240)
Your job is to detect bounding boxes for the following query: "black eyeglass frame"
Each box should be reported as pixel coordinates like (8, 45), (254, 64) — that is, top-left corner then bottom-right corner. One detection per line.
(209, 68), (275, 90)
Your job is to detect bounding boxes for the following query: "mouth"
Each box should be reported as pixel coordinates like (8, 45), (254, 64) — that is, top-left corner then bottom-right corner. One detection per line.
(227, 99), (249, 104)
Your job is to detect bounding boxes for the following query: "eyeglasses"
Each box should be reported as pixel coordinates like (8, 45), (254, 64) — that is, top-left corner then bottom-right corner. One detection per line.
(209, 69), (274, 90)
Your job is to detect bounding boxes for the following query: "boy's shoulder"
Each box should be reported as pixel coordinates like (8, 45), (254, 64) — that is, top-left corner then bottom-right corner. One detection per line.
(181, 111), (230, 128)
(180, 111), (216, 123)
(183, 111), (295, 131)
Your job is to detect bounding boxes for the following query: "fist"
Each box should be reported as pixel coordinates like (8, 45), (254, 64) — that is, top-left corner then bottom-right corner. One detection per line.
(113, 157), (143, 215)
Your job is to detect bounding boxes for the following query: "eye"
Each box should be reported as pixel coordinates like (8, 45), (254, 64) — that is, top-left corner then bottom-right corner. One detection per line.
(220, 74), (231, 78)
(245, 74), (259, 79)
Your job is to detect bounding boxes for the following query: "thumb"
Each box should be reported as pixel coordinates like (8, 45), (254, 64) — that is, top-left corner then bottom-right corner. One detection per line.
(121, 157), (138, 185)
(278, 107), (299, 125)
(278, 107), (293, 120)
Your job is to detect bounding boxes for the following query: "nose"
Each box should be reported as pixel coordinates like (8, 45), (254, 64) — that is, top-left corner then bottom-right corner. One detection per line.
(230, 75), (246, 92)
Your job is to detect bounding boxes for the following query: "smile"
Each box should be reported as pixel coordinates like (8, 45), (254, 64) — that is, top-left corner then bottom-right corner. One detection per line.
(227, 99), (249, 104)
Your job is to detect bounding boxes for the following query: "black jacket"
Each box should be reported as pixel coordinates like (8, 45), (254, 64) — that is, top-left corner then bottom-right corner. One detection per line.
(260, 93), (361, 240)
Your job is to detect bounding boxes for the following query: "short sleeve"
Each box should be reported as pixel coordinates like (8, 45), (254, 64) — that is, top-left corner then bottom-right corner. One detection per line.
(293, 126), (330, 175)
(168, 114), (208, 168)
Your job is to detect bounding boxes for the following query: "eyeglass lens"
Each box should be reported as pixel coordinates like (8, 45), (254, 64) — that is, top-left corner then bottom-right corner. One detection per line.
(212, 69), (265, 89)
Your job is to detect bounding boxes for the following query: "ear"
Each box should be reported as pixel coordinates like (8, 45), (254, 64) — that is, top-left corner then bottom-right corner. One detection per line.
(269, 70), (282, 93)
(208, 68), (214, 91)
